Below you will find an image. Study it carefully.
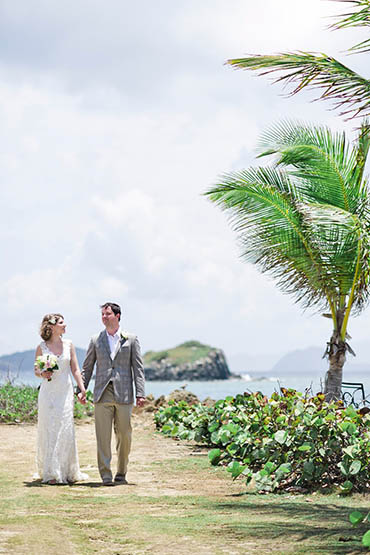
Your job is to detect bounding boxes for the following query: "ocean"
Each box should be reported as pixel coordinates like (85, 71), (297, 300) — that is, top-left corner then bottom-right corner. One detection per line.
(5, 368), (370, 402)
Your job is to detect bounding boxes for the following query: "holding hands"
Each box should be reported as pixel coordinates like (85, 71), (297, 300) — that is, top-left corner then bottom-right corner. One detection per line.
(136, 396), (145, 408)
(77, 391), (87, 405)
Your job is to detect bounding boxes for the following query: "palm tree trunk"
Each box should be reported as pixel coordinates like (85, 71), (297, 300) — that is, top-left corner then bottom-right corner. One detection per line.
(324, 330), (346, 402)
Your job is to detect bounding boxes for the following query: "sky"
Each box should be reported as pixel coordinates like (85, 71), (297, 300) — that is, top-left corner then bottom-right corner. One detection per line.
(1, 0), (369, 364)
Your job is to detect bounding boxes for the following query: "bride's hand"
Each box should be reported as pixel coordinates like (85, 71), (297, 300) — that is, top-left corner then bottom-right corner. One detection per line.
(77, 391), (86, 405)
(41, 370), (53, 380)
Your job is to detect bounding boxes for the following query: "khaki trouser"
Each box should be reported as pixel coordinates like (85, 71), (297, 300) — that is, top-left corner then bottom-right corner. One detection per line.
(94, 382), (133, 482)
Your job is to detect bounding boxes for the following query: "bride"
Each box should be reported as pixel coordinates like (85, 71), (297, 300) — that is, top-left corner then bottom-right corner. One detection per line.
(34, 313), (88, 484)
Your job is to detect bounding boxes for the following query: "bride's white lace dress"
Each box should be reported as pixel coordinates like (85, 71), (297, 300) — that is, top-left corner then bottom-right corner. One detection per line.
(36, 339), (88, 484)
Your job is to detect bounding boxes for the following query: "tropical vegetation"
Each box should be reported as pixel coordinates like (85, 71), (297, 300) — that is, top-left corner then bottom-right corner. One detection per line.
(227, 0), (370, 119)
(0, 383), (94, 423)
(155, 390), (370, 494)
(206, 120), (370, 399)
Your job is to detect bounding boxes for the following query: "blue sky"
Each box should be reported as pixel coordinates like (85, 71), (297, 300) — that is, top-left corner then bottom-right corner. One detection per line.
(1, 0), (369, 361)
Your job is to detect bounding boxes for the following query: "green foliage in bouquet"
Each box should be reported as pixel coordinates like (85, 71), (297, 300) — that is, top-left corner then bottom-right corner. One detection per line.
(154, 389), (370, 493)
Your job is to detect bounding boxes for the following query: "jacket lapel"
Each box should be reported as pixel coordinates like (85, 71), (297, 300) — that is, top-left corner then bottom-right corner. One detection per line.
(112, 334), (128, 361)
(100, 331), (111, 359)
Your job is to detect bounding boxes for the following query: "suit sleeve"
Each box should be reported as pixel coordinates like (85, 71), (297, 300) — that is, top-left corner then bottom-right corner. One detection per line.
(131, 335), (145, 398)
(81, 338), (97, 390)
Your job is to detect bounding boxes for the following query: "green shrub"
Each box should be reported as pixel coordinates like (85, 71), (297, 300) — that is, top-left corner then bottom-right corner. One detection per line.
(144, 350), (169, 363)
(73, 390), (95, 419)
(0, 383), (38, 423)
(0, 383), (95, 423)
(349, 511), (370, 548)
(154, 389), (370, 493)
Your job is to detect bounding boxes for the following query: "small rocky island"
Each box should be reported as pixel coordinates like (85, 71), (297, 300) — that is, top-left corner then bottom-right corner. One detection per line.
(143, 340), (233, 381)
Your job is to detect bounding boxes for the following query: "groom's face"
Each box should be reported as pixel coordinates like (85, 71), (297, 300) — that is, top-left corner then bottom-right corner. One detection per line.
(101, 306), (120, 329)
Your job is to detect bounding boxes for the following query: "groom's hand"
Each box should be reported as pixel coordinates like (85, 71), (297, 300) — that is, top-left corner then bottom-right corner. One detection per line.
(136, 397), (145, 407)
(77, 392), (87, 405)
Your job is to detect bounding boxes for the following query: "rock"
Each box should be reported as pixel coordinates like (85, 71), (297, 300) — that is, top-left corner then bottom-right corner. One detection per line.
(154, 395), (167, 407)
(167, 389), (199, 405)
(202, 396), (216, 407)
(144, 348), (232, 381)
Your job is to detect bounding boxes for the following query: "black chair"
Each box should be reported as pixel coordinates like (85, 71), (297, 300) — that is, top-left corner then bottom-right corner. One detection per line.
(341, 382), (367, 408)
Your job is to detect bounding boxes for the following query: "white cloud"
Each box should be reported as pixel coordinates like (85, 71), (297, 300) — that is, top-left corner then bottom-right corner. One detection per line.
(0, 0), (368, 364)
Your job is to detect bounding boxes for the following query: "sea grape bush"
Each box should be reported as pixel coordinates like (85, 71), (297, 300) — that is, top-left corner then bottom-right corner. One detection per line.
(349, 511), (370, 548)
(154, 389), (370, 493)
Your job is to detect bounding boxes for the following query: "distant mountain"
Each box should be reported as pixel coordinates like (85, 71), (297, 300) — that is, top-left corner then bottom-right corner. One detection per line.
(228, 344), (370, 377)
(0, 348), (86, 378)
(271, 346), (370, 376)
(271, 346), (327, 375)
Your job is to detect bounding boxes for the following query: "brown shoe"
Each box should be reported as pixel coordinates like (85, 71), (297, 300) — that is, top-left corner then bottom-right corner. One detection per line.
(102, 478), (115, 486)
(114, 474), (127, 484)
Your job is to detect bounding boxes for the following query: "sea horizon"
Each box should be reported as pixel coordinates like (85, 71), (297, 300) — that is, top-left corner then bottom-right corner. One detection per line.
(4, 367), (370, 403)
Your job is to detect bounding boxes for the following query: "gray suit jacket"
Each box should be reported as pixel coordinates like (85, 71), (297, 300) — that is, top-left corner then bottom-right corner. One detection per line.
(82, 330), (145, 404)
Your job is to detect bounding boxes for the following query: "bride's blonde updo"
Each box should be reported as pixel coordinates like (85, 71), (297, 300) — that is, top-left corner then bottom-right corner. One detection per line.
(40, 313), (64, 341)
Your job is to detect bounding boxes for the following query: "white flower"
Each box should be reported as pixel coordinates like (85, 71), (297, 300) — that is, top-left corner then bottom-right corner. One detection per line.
(35, 354), (59, 381)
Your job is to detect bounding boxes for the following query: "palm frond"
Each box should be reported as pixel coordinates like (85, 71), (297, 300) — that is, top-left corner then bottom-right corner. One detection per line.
(301, 201), (370, 313)
(300, 204), (362, 284)
(352, 120), (370, 186)
(257, 120), (362, 213)
(227, 52), (370, 118)
(329, 0), (370, 31)
(329, 0), (370, 54)
(205, 169), (336, 310)
(205, 121), (370, 318)
(348, 38), (370, 54)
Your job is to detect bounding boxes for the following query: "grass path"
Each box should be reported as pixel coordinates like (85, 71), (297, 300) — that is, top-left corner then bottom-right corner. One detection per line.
(1, 411), (370, 554)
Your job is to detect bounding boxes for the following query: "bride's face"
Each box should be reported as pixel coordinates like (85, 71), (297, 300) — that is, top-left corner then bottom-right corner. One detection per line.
(53, 317), (66, 336)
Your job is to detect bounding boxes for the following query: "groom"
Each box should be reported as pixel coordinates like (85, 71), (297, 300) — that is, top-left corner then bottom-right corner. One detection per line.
(80, 302), (145, 485)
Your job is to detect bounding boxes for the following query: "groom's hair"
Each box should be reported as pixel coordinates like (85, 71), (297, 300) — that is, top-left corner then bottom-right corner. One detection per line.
(101, 302), (121, 321)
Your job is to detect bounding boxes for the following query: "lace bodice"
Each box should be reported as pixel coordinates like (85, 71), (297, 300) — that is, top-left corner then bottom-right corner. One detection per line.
(40, 338), (71, 380)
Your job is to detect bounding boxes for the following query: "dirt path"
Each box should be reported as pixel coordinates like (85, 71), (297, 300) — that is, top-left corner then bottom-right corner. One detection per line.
(0, 410), (245, 498)
(1, 412), (366, 554)
(0, 411), (250, 555)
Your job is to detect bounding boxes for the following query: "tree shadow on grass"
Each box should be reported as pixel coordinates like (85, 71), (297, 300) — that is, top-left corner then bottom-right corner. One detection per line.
(210, 498), (369, 553)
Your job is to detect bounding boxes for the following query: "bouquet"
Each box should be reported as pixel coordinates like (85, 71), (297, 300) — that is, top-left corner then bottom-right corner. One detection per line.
(35, 354), (59, 381)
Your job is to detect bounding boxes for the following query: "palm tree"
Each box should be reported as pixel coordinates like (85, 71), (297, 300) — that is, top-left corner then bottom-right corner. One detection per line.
(205, 120), (370, 401)
(227, 0), (370, 119)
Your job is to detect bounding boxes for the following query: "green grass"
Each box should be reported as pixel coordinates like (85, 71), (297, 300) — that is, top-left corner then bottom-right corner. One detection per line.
(144, 340), (213, 365)
(2, 419), (370, 553)
(1, 483), (370, 553)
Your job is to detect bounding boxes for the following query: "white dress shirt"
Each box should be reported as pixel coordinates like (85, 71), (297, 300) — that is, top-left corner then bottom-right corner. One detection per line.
(106, 328), (121, 359)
